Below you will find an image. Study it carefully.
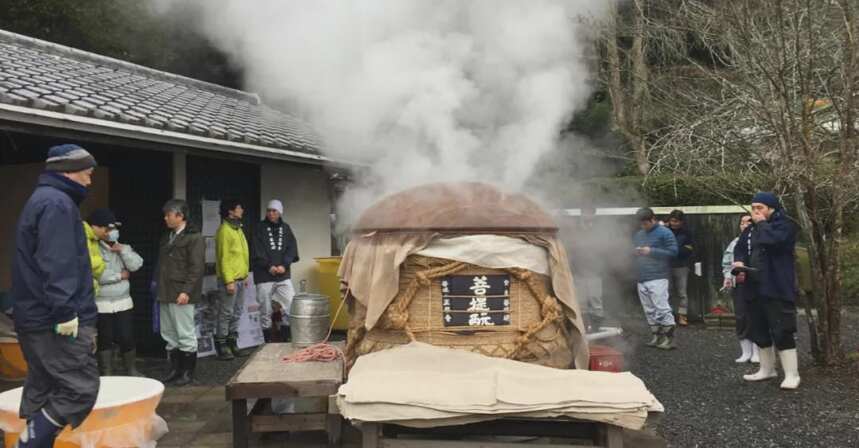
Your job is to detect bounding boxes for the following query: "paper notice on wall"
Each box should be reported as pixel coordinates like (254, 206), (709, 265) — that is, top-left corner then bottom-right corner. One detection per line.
(238, 274), (265, 349)
(205, 237), (216, 264)
(195, 292), (218, 358)
(202, 199), (221, 237)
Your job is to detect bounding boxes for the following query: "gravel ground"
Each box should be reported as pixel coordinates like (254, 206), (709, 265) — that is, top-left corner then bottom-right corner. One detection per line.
(134, 314), (859, 448)
(620, 308), (859, 448)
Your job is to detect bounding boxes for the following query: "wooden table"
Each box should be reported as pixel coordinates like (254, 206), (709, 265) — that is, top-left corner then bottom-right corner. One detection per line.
(360, 417), (624, 448)
(226, 342), (344, 448)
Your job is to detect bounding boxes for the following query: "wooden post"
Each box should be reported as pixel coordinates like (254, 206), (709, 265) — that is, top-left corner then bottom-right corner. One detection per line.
(232, 399), (249, 448)
(362, 422), (381, 448)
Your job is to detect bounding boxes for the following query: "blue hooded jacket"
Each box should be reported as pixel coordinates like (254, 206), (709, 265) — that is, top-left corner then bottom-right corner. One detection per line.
(10, 173), (97, 332)
(733, 209), (797, 301)
(633, 224), (678, 282)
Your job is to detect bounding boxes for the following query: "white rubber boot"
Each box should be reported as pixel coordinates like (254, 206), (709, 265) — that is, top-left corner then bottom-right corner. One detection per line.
(735, 339), (752, 363)
(750, 344), (760, 364)
(743, 345), (777, 382)
(779, 348), (801, 390)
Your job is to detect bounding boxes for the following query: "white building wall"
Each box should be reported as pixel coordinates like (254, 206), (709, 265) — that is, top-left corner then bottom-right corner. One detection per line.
(260, 162), (331, 293)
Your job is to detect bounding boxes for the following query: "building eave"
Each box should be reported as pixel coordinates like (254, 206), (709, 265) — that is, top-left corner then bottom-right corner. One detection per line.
(0, 102), (359, 167)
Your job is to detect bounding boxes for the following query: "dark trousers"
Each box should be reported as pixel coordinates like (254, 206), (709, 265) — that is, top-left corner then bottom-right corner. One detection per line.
(18, 326), (100, 428)
(96, 309), (135, 353)
(732, 288), (751, 340)
(748, 296), (797, 350)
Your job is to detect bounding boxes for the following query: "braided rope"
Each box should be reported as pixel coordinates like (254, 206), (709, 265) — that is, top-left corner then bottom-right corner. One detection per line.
(346, 257), (565, 367)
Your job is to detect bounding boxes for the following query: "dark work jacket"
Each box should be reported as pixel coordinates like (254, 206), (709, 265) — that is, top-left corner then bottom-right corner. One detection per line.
(670, 227), (695, 268)
(733, 210), (797, 301)
(251, 218), (299, 284)
(156, 226), (205, 304)
(10, 173), (97, 332)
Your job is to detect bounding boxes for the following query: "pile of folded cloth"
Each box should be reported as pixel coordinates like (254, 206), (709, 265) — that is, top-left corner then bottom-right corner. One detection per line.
(337, 342), (662, 430)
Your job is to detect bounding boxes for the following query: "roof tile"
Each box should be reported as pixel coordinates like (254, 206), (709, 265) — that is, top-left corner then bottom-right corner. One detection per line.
(0, 32), (321, 156)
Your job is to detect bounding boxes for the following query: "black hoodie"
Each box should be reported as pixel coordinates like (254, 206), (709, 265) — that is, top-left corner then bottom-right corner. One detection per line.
(251, 218), (299, 284)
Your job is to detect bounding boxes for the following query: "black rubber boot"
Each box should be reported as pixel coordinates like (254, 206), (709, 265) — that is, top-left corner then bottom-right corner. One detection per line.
(227, 335), (251, 358)
(216, 340), (234, 361)
(97, 350), (114, 376)
(162, 349), (182, 384)
(262, 329), (272, 343)
(122, 350), (145, 377)
(172, 351), (196, 387)
(14, 409), (63, 448)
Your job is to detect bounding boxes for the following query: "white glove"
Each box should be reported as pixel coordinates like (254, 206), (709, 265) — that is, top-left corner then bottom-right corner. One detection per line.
(55, 317), (79, 338)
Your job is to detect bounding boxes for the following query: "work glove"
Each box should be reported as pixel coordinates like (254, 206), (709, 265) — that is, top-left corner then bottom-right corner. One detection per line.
(55, 317), (79, 338)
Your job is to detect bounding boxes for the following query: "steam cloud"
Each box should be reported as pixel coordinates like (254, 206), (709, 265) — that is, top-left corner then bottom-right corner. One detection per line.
(153, 0), (610, 225)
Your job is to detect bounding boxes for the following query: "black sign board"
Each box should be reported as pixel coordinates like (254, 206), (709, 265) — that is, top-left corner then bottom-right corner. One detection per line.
(441, 274), (511, 327)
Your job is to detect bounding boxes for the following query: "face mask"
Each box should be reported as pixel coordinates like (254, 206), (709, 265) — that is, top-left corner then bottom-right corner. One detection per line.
(107, 229), (120, 243)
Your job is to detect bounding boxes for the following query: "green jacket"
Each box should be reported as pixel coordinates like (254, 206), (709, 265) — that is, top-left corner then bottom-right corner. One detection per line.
(216, 220), (249, 284)
(156, 226), (205, 304)
(83, 221), (105, 294)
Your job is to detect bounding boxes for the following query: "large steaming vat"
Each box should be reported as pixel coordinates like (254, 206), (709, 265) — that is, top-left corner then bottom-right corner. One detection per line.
(339, 182), (589, 370)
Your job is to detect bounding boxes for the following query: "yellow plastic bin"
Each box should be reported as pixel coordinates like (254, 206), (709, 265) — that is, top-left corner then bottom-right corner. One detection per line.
(315, 256), (349, 330)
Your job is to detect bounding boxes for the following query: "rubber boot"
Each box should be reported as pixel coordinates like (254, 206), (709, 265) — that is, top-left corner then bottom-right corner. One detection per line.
(122, 350), (145, 377)
(228, 334), (251, 358)
(735, 339), (752, 363)
(172, 351), (196, 387)
(657, 325), (676, 350)
(215, 339), (234, 361)
(14, 408), (64, 448)
(97, 350), (114, 376)
(743, 345), (778, 382)
(750, 344), (760, 364)
(778, 348), (801, 390)
(591, 316), (604, 332)
(262, 329), (272, 343)
(646, 326), (661, 347)
(162, 349), (182, 384)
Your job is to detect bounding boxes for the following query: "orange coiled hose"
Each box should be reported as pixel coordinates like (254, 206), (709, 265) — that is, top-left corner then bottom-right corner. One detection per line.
(281, 293), (348, 364)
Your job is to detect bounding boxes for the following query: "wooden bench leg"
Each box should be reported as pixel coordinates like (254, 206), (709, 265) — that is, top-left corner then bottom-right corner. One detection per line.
(362, 422), (381, 448)
(327, 414), (343, 447)
(232, 399), (249, 448)
(595, 423), (624, 448)
(606, 425), (623, 447)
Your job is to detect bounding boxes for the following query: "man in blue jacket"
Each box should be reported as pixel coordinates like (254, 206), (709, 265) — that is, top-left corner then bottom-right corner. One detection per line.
(10, 144), (100, 448)
(633, 208), (679, 350)
(733, 192), (800, 390)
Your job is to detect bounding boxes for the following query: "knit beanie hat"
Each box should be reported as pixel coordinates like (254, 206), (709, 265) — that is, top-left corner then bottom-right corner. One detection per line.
(267, 199), (284, 215)
(87, 208), (121, 228)
(752, 191), (780, 210)
(45, 144), (97, 173)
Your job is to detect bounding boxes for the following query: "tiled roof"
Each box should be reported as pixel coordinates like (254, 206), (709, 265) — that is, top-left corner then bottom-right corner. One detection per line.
(0, 30), (321, 155)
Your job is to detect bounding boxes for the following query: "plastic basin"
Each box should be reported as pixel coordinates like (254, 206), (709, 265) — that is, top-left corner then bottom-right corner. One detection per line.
(0, 376), (165, 448)
(0, 341), (27, 380)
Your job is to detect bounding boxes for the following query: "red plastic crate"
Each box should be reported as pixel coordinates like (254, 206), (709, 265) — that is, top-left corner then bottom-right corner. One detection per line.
(588, 344), (624, 372)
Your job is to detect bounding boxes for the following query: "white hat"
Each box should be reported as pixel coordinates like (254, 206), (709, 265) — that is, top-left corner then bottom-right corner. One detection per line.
(267, 199), (284, 215)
